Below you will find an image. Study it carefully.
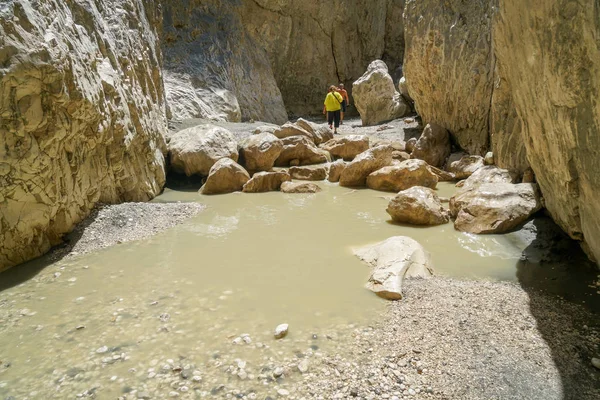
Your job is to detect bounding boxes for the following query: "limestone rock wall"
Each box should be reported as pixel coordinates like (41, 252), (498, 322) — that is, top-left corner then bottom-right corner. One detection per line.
(0, 0), (168, 271)
(403, 0), (495, 155)
(160, 0), (288, 125)
(493, 0), (600, 262)
(241, 0), (406, 117)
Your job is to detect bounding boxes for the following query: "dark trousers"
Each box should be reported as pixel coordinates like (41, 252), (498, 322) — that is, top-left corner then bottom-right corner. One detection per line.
(327, 110), (341, 128)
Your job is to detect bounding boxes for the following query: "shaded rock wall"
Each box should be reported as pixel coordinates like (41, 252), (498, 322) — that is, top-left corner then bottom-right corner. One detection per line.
(403, 0), (600, 263)
(0, 0), (168, 271)
(494, 0), (600, 262)
(160, 0), (288, 125)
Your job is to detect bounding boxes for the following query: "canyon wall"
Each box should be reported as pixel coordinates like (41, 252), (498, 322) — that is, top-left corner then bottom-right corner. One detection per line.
(0, 0), (168, 271)
(161, 0), (406, 121)
(403, 0), (600, 263)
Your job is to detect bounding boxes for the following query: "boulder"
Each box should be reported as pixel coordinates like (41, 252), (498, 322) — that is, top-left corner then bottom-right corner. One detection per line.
(242, 171), (291, 193)
(339, 145), (394, 187)
(448, 155), (485, 180)
(169, 125), (238, 176)
(273, 123), (314, 141)
(398, 76), (413, 103)
(289, 166), (328, 181)
(429, 166), (456, 182)
(411, 124), (451, 168)
(238, 133), (283, 172)
(461, 166), (515, 189)
(387, 187), (449, 226)
(353, 236), (434, 300)
(280, 182), (322, 194)
(253, 125), (279, 135)
(484, 152), (494, 166)
(450, 183), (542, 234)
(352, 60), (410, 126)
(199, 158), (250, 195)
(275, 136), (328, 167)
(328, 160), (347, 183)
(392, 151), (411, 162)
(320, 135), (370, 161)
(295, 118), (334, 145)
(405, 137), (417, 154)
(366, 159), (439, 192)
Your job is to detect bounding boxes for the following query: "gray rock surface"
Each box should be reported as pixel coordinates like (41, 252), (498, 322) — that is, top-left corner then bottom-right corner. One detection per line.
(354, 236), (433, 300)
(352, 60), (410, 126)
(0, 0), (168, 271)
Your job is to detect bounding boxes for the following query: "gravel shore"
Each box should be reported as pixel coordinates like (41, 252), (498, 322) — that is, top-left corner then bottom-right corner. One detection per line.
(49, 202), (205, 261)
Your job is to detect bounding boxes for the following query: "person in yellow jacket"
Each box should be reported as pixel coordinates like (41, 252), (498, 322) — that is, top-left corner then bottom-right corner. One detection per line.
(323, 85), (344, 134)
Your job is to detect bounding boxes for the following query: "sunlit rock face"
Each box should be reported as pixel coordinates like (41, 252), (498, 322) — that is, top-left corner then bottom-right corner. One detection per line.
(0, 0), (168, 271)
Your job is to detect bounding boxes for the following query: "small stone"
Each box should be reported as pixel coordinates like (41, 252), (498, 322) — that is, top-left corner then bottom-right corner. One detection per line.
(137, 392), (151, 400)
(273, 367), (284, 378)
(274, 324), (289, 339)
(408, 389), (416, 396)
(169, 391), (179, 398)
(297, 359), (309, 373)
(592, 358), (600, 370)
(96, 346), (108, 354)
(277, 389), (289, 396)
(192, 375), (202, 382)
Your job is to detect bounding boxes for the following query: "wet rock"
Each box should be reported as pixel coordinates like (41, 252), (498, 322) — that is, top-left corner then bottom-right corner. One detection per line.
(274, 324), (289, 339)
(199, 159), (250, 195)
(450, 183), (542, 234)
(366, 159), (438, 192)
(353, 60), (410, 126)
(387, 187), (449, 226)
(328, 160), (347, 183)
(319, 135), (370, 161)
(243, 171), (291, 193)
(280, 182), (322, 194)
(96, 346), (109, 354)
(298, 359), (309, 373)
(448, 155), (485, 180)
(275, 136), (328, 167)
(238, 133), (283, 172)
(339, 145), (394, 187)
(354, 236), (434, 300)
(169, 125), (238, 177)
(289, 166), (328, 181)
(294, 118), (334, 145)
(411, 124), (451, 168)
(273, 367), (284, 378)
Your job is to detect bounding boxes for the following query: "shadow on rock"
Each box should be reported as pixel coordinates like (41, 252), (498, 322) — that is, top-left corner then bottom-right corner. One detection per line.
(516, 216), (600, 399)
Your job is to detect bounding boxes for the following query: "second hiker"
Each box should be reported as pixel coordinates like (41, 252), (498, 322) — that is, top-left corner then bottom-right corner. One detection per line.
(323, 85), (344, 135)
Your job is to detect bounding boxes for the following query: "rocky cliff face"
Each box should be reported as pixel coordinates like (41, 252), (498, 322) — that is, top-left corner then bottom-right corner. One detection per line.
(403, 0), (600, 263)
(161, 0), (406, 122)
(493, 0), (600, 262)
(0, 0), (168, 271)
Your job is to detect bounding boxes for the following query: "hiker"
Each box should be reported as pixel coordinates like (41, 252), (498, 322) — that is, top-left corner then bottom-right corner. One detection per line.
(323, 85), (344, 134)
(337, 84), (350, 124)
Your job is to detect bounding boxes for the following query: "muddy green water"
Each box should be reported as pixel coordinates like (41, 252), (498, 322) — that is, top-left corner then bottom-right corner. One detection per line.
(0, 182), (596, 399)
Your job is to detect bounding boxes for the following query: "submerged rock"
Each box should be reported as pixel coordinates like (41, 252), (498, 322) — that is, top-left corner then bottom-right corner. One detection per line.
(238, 133), (283, 172)
(354, 237), (434, 300)
(169, 125), (238, 177)
(242, 171), (291, 193)
(366, 159), (438, 192)
(353, 60), (410, 126)
(339, 145), (394, 187)
(199, 158), (250, 195)
(411, 123), (451, 168)
(274, 323), (289, 339)
(280, 182), (322, 194)
(450, 183), (542, 234)
(320, 135), (370, 161)
(387, 187), (449, 226)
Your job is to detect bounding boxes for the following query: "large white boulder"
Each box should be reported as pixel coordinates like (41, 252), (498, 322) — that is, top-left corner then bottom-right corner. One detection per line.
(354, 237), (434, 300)
(239, 133), (283, 172)
(169, 125), (238, 176)
(352, 60), (410, 126)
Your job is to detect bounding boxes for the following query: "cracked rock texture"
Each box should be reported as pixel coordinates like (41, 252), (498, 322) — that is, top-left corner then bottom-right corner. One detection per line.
(403, 0), (600, 264)
(160, 0), (407, 122)
(0, 0), (168, 271)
